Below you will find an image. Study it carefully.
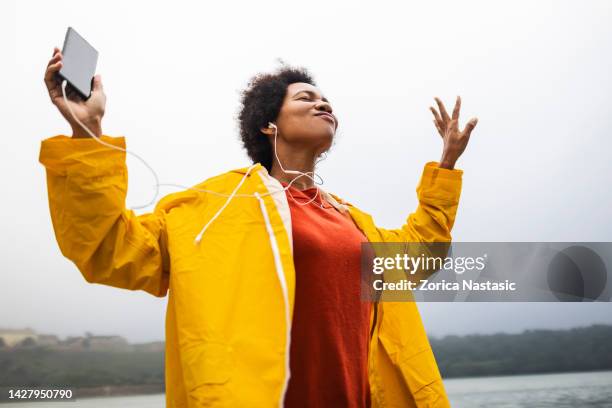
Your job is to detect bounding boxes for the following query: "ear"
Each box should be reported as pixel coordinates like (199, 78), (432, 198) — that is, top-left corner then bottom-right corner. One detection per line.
(260, 125), (275, 136)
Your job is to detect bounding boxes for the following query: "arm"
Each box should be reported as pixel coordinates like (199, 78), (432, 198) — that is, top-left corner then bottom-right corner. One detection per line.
(376, 95), (475, 282)
(41, 48), (171, 296)
(376, 95), (474, 243)
(375, 161), (462, 243)
(373, 161), (462, 283)
(39, 135), (170, 297)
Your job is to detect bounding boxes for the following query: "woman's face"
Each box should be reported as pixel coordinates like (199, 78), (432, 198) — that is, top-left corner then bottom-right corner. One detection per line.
(269, 82), (338, 152)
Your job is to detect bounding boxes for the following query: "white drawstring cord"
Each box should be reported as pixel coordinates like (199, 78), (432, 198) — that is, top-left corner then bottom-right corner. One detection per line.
(62, 81), (333, 405)
(193, 163), (257, 244)
(254, 192), (292, 407)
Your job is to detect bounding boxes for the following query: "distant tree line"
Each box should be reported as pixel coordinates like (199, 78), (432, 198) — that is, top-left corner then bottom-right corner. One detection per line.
(0, 349), (164, 388)
(431, 324), (612, 378)
(0, 325), (611, 388)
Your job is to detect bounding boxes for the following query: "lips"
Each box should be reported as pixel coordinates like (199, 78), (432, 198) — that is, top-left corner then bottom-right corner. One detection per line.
(315, 113), (335, 124)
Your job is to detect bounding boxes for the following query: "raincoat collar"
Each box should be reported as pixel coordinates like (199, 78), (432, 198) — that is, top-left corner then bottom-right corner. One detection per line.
(230, 163), (349, 214)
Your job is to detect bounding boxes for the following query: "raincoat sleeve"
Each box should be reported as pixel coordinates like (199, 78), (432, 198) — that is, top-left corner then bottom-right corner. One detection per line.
(39, 135), (169, 297)
(377, 161), (463, 243)
(364, 161), (463, 281)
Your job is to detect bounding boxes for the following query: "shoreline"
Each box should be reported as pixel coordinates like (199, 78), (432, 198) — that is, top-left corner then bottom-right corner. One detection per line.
(75, 384), (164, 399)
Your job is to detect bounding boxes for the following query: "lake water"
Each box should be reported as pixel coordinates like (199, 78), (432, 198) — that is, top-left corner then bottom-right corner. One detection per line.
(445, 371), (612, 408)
(2, 371), (611, 407)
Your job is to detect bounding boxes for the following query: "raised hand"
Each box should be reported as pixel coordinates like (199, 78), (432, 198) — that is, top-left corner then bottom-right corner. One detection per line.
(44, 47), (106, 138)
(430, 96), (478, 169)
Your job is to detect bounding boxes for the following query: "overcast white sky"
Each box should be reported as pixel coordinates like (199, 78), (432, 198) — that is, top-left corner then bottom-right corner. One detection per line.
(1, 0), (611, 342)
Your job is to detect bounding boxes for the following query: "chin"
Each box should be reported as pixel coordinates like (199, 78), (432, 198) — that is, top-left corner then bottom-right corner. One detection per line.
(317, 124), (336, 140)
(296, 126), (335, 148)
(317, 133), (334, 152)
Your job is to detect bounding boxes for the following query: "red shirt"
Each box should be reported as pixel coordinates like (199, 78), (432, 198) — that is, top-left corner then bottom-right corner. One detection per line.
(282, 182), (372, 408)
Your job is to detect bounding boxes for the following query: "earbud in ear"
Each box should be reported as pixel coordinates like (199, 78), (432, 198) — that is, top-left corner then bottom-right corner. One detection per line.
(268, 122), (277, 129)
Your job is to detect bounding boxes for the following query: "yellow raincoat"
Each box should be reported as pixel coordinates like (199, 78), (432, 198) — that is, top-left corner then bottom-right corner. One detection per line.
(39, 135), (462, 407)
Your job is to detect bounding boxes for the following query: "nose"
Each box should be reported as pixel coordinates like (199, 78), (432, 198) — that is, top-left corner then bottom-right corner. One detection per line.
(315, 101), (333, 114)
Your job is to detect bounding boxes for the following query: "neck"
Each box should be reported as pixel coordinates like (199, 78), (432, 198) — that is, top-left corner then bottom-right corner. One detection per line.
(270, 146), (320, 190)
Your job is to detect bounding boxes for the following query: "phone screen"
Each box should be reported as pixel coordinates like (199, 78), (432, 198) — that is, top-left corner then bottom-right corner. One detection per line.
(57, 27), (98, 99)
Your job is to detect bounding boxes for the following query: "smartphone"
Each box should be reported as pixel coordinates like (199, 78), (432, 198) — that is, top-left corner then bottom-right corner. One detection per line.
(56, 27), (98, 100)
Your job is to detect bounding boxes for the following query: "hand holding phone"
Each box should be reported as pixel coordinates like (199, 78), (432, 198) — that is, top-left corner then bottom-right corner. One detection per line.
(44, 29), (106, 138)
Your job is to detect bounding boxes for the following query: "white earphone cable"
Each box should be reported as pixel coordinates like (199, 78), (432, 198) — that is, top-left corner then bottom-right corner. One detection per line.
(61, 80), (329, 240)
(61, 80), (160, 210)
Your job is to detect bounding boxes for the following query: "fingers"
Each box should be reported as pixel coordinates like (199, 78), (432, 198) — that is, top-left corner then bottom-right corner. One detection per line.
(65, 86), (79, 99)
(429, 106), (443, 125)
(432, 96), (476, 140)
(452, 96), (461, 121)
(45, 48), (62, 79)
(430, 107), (444, 138)
(462, 117), (479, 138)
(44, 52), (63, 92)
(433, 119), (444, 137)
(92, 75), (103, 92)
(434, 97), (450, 122)
(44, 61), (62, 87)
(47, 50), (62, 67)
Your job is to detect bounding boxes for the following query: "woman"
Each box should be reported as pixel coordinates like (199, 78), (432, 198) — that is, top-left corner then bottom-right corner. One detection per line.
(40, 47), (478, 407)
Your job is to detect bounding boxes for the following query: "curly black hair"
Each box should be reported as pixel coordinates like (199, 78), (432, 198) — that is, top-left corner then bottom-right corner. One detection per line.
(237, 65), (316, 171)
